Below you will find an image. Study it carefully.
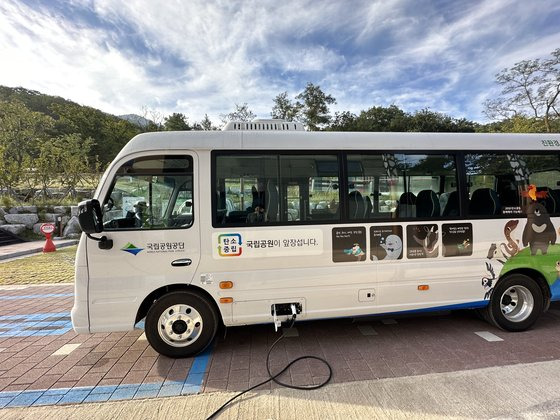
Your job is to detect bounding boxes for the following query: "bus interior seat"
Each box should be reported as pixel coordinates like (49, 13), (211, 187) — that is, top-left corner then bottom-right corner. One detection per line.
(439, 192), (449, 214)
(538, 187), (559, 214)
(396, 192), (416, 218)
(364, 195), (373, 218)
(442, 190), (459, 217)
(497, 176), (519, 208)
(226, 211), (248, 223)
(265, 179), (279, 222)
(416, 190), (440, 218)
(469, 188), (501, 215)
(348, 190), (365, 219)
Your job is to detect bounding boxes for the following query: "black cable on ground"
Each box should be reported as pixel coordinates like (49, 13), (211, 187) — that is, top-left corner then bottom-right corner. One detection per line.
(206, 317), (333, 419)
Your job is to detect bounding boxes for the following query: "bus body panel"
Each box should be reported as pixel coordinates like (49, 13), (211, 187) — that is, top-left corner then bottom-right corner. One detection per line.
(84, 150), (201, 333)
(73, 131), (560, 334)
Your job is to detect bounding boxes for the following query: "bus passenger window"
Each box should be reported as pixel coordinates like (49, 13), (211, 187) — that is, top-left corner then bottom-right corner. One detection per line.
(102, 155), (193, 230)
(213, 153), (341, 225)
(465, 153), (560, 217)
(347, 153), (457, 220)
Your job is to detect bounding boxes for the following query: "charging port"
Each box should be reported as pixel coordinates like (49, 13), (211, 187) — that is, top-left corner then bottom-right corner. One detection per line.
(271, 302), (302, 316)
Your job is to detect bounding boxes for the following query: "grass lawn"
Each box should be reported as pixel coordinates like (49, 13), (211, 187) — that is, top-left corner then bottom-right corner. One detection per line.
(0, 245), (76, 285)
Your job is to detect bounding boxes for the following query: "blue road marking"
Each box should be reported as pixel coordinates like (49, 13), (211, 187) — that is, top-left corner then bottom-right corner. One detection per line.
(0, 293), (74, 301)
(0, 340), (214, 408)
(0, 312), (72, 337)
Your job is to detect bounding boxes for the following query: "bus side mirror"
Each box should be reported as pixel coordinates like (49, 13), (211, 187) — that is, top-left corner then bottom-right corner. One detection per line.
(78, 199), (103, 234)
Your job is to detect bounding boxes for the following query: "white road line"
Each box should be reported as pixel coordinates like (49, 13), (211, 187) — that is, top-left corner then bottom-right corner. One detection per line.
(282, 327), (299, 337)
(357, 325), (378, 336)
(52, 343), (82, 356)
(137, 333), (147, 341)
(475, 331), (504, 342)
(381, 319), (398, 325)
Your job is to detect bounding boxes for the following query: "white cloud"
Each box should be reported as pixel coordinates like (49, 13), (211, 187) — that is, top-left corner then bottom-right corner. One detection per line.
(0, 0), (559, 124)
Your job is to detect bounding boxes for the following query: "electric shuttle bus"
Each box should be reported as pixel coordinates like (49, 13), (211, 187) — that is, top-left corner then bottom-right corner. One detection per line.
(72, 120), (560, 357)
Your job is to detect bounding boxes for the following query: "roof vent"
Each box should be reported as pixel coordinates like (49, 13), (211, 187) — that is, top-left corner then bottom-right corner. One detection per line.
(223, 119), (304, 131)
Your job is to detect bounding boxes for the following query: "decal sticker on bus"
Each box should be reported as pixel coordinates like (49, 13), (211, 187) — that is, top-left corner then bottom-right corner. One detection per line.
(213, 229), (323, 259)
(332, 227), (366, 262)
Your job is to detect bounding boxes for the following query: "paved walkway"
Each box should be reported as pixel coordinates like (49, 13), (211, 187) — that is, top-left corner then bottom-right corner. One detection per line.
(1, 359), (560, 419)
(0, 240), (78, 261)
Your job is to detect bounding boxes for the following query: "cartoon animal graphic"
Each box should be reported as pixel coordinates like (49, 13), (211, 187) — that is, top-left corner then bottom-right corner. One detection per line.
(500, 220), (520, 258)
(522, 202), (557, 256)
(380, 234), (403, 260)
(556, 261), (560, 277)
(482, 262), (497, 300)
(458, 239), (471, 252)
(344, 243), (366, 260)
(487, 243), (506, 264)
(413, 226), (438, 258)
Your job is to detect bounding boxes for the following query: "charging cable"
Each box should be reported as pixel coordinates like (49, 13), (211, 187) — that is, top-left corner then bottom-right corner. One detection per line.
(206, 314), (333, 419)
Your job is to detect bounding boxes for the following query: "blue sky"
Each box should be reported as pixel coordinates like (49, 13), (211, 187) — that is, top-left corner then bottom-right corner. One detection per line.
(1, 0), (559, 124)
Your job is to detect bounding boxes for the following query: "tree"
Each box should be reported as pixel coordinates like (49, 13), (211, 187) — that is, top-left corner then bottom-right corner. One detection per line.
(0, 101), (54, 194)
(271, 92), (302, 121)
(220, 103), (256, 125)
(56, 133), (94, 198)
(409, 109), (476, 132)
(199, 114), (216, 130)
(484, 48), (560, 132)
(295, 83), (336, 131)
(164, 113), (191, 131)
(354, 106), (409, 132)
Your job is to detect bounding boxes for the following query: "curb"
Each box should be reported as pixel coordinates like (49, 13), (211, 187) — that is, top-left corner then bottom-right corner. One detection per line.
(0, 240), (78, 262)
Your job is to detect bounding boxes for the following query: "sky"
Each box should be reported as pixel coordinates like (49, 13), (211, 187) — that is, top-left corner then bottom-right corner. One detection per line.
(1, 0), (559, 124)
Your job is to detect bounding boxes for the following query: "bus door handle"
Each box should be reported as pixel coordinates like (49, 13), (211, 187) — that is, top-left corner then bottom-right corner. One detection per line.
(171, 258), (192, 267)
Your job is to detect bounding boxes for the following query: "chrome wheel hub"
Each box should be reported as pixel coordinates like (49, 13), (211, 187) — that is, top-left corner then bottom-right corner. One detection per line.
(157, 304), (203, 347)
(500, 286), (534, 322)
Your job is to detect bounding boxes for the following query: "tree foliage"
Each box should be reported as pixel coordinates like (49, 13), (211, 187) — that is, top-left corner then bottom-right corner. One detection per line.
(484, 48), (560, 132)
(164, 112), (191, 131)
(295, 83), (336, 131)
(0, 101), (54, 194)
(271, 92), (302, 122)
(220, 103), (256, 125)
(327, 106), (476, 132)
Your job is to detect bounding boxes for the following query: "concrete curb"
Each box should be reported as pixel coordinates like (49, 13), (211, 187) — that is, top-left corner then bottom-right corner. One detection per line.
(0, 240), (78, 262)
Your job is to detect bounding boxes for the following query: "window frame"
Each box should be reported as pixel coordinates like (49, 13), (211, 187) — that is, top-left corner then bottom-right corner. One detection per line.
(211, 150), (345, 228)
(463, 150), (560, 219)
(343, 151), (463, 223)
(211, 149), (560, 228)
(102, 154), (195, 231)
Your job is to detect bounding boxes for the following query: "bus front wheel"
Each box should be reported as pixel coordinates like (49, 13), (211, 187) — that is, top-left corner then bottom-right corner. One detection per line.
(487, 274), (543, 332)
(145, 291), (218, 358)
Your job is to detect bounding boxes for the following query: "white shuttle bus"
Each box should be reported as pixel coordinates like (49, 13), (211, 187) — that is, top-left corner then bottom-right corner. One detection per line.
(72, 120), (560, 357)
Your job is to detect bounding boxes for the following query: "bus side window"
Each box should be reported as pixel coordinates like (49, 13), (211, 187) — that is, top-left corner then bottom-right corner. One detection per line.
(213, 153), (341, 225)
(347, 153), (457, 220)
(103, 155), (193, 230)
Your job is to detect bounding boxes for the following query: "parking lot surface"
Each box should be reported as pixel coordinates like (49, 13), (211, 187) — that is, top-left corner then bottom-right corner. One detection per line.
(2, 284), (560, 409)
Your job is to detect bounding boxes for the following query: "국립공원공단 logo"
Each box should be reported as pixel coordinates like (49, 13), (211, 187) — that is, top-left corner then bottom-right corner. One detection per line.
(217, 233), (242, 257)
(121, 242), (144, 256)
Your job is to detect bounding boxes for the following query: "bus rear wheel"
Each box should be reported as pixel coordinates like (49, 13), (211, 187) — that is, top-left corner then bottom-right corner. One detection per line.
(487, 274), (543, 332)
(145, 291), (218, 358)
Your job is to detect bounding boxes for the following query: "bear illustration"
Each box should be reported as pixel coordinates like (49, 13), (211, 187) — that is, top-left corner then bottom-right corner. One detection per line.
(522, 202), (556, 256)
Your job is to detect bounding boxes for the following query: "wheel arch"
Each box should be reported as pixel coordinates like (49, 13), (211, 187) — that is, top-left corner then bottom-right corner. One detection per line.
(499, 268), (551, 312)
(135, 284), (222, 325)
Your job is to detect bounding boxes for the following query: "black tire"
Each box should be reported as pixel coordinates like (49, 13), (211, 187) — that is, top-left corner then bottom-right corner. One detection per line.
(145, 290), (219, 358)
(486, 274), (543, 332)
